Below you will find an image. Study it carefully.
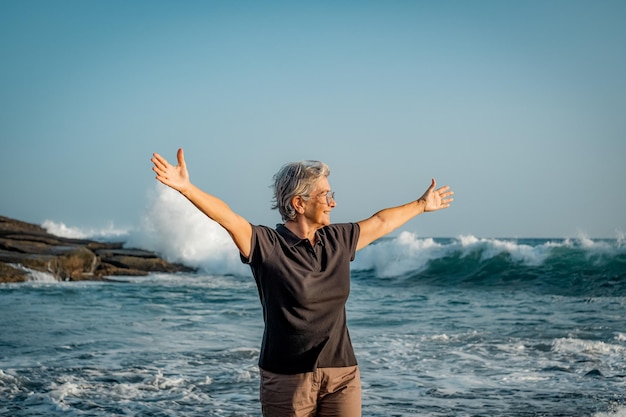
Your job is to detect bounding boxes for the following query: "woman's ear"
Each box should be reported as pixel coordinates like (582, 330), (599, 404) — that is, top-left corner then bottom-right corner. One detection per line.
(292, 195), (306, 214)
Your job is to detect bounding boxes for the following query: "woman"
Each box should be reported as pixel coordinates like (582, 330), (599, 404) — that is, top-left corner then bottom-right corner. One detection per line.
(151, 148), (453, 417)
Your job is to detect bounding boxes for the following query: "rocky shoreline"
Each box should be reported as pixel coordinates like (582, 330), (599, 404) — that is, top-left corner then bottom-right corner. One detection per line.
(0, 216), (194, 283)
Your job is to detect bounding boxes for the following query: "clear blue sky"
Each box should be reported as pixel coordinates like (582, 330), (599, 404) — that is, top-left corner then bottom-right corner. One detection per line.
(1, 0), (624, 238)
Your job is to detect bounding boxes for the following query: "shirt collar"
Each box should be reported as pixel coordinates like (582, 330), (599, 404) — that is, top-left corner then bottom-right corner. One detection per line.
(276, 224), (325, 248)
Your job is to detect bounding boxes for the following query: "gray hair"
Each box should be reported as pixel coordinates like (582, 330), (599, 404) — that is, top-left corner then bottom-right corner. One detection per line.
(272, 160), (330, 222)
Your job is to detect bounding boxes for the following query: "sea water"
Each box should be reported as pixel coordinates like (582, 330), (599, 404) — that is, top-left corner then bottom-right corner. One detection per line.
(1, 191), (625, 416)
(1, 233), (625, 416)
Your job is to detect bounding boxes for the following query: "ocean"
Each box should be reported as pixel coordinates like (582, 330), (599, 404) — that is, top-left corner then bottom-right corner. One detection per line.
(1, 212), (625, 416)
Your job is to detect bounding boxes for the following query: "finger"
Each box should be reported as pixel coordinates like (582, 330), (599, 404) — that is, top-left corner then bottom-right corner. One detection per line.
(152, 153), (170, 170)
(177, 148), (186, 169)
(152, 164), (166, 174)
(152, 152), (167, 164)
(153, 164), (173, 180)
(152, 162), (169, 176)
(442, 197), (454, 205)
(152, 168), (169, 182)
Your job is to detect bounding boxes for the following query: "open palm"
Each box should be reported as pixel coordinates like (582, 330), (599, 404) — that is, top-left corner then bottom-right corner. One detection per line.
(420, 179), (454, 212)
(151, 148), (191, 194)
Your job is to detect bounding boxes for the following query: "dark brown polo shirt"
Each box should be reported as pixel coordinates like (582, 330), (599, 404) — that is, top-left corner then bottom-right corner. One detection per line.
(241, 223), (360, 374)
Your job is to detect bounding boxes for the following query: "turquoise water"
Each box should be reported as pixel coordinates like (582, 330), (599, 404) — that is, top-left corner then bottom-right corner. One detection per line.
(1, 236), (625, 416)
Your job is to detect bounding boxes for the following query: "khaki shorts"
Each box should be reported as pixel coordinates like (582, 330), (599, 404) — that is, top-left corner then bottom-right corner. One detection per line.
(259, 365), (361, 417)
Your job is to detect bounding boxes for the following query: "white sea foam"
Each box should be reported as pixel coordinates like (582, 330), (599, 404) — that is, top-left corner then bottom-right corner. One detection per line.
(27, 269), (58, 282)
(594, 406), (626, 417)
(42, 220), (129, 240)
(352, 232), (560, 277)
(48, 376), (84, 410)
(8, 264), (57, 282)
(146, 369), (185, 390)
(38, 185), (248, 276)
(563, 233), (626, 260)
(552, 337), (626, 358)
(458, 235), (553, 266)
(353, 231), (445, 277)
(125, 185), (249, 276)
(0, 369), (21, 397)
(37, 185), (624, 279)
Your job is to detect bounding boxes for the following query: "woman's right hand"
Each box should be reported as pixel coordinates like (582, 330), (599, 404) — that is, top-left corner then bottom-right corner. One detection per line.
(151, 148), (191, 195)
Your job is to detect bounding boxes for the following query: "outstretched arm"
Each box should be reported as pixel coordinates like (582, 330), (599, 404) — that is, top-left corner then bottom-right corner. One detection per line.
(151, 148), (252, 258)
(356, 179), (453, 251)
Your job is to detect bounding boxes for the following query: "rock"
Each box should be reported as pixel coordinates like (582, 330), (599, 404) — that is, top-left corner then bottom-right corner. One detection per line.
(584, 369), (604, 378)
(55, 246), (101, 280)
(0, 263), (29, 283)
(0, 216), (47, 235)
(96, 248), (193, 275)
(0, 216), (194, 283)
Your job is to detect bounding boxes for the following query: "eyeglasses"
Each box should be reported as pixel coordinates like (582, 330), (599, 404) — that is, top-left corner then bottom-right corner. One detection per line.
(305, 191), (335, 205)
